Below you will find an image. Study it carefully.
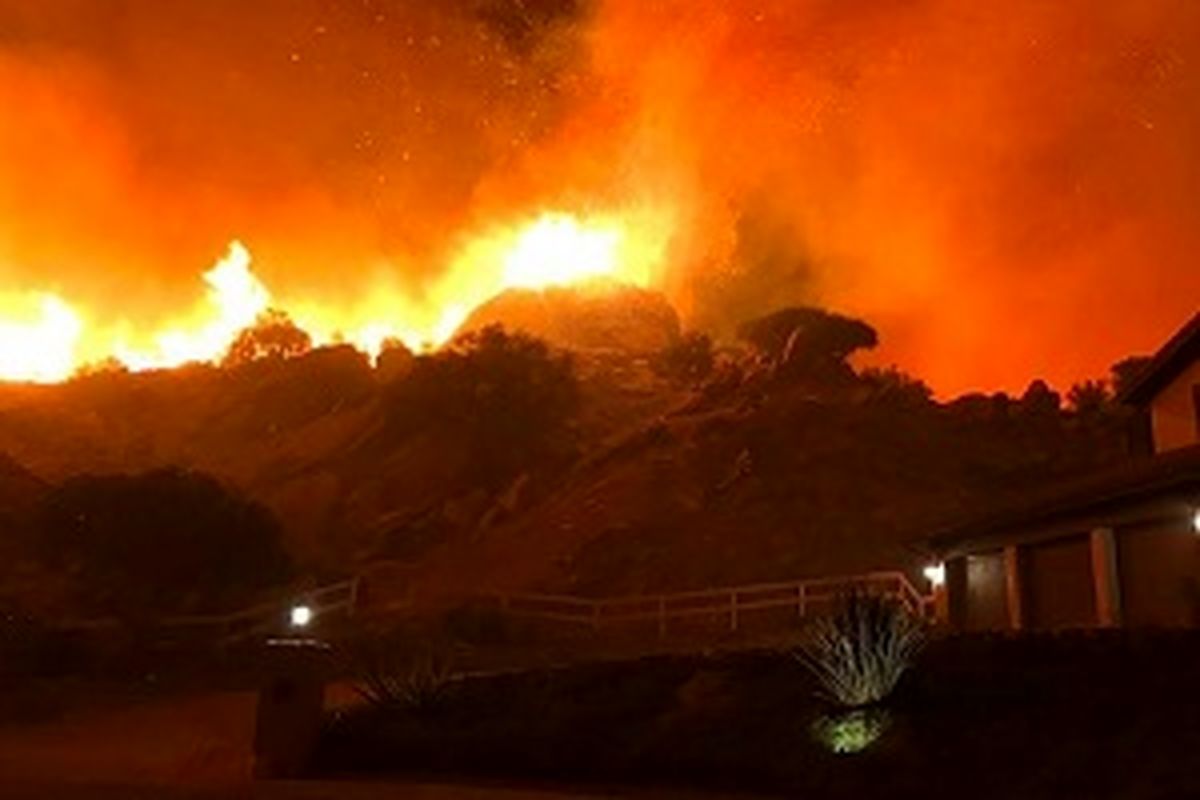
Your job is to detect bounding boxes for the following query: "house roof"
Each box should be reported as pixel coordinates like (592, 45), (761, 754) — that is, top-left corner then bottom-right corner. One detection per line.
(924, 445), (1200, 554)
(1119, 311), (1200, 406)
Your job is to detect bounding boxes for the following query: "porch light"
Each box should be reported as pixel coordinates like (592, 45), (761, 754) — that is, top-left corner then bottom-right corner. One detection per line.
(289, 604), (313, 628)
(923, 562), (946, 588)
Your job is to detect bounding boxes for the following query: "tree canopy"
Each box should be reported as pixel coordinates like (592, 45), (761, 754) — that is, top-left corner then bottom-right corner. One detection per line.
(223, 309), (312, 367)
(386, 325), (579, 485)
(737, 306), (878, 380)
(35, 468), (292, 616)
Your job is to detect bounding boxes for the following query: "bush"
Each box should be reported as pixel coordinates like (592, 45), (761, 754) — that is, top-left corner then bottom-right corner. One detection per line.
(793, 592), (923, 708)
(35, 468), (293, 617)
(349, 640), (458, 719)
(737, 306), (877, 374)
(385, 325), (579, 485)
(653, 332), (715, 385)
(223, 309), (312, 367)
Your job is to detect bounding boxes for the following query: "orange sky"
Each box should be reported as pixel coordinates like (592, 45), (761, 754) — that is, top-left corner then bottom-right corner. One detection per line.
(0, 0), (1197, 395)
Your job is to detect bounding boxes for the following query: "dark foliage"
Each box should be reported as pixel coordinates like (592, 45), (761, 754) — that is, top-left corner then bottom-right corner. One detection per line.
(385, 325), (579, 486)
(652, 331), (715, 385)
(1111, 355), (1154, 398)
(375, 337), (415, 383)
(35, 468), (292, 617)
(223, 309), (312, 367)
(1019, 379), (1061, 416)
(738, 306), (878, 381)
(315, 632), (1200, 799)
(860, 366), (934, 408)
(1066, 379), (1111, 416)
(347, 638), (459, 719)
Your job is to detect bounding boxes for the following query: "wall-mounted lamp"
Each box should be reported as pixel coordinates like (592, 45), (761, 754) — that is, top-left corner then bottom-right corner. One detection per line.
(923, 562), (946, 588)
(1192, 507), (1200, 534)
(289, 604), (313, 629)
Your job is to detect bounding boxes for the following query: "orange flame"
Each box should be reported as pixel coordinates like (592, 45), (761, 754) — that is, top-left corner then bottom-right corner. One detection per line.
(0, 208), (672, 383)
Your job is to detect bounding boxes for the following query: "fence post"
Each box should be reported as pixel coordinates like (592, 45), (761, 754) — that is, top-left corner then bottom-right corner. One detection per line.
(347, 577), (360, 617)
(729, 592), (739, 633)
(796, 584), (805, 618)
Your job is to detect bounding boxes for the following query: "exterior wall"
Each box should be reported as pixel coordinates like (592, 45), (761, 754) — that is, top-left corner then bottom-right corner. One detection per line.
(1118, 519), (1200, 627)
(1024, 535), (1095, 630)
(964, 550), (1009, 631)
(1150, 359), (1200, 452)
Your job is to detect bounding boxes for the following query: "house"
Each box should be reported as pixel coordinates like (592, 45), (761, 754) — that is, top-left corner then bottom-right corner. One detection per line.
(926, 311), (1200, 632)
(1121, 311), (1200, 453)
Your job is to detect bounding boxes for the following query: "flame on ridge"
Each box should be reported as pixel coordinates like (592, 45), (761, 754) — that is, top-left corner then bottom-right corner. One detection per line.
(0, 208), (672, 383)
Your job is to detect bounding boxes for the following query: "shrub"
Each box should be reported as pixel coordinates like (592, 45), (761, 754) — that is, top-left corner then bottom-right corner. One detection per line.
(349, 642), (458, 719)
(385, 325), (579, 486)
(35, 468), (292, 617)
(223, 309), (312, 367)
(653, 332), (715, 385)
(737, 306), (877, 375)
(793, 592), (923, 708)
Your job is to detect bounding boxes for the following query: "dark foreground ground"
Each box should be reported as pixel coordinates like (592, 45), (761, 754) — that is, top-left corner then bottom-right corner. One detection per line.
(0, 677), (755, 798)
(315, 630), (1200, 800)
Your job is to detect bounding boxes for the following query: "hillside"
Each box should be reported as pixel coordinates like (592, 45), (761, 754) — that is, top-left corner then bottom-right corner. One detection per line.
(0, 301), (1132, 613)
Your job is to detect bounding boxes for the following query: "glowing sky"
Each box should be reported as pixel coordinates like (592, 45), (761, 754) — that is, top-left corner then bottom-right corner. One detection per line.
(0, 1), (1197, 394)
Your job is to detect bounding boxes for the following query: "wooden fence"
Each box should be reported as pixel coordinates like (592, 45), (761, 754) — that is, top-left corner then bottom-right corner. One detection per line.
(168, 577), (363, 645)
(495, 571), (931, 638)
(48, 569), (931, 648)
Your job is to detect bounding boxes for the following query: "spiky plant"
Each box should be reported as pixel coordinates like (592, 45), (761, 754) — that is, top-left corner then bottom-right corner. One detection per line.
(794, 591), (924, 708)
(352, 644), (457, 718)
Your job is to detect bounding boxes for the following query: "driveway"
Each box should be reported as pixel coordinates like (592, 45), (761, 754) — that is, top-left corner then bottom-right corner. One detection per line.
(0, 687), (765, 799)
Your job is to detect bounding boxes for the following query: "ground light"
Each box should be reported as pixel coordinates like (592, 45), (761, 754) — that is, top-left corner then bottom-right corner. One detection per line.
(290, 604), (313, 629)
(812, 708), (891, 754)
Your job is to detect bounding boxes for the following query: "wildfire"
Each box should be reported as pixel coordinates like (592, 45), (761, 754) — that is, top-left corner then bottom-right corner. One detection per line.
(115, 240), (270, 371)
(502, 214), (623, 289)
(0, 293), (83, 383)
(0, 209), (670, 383)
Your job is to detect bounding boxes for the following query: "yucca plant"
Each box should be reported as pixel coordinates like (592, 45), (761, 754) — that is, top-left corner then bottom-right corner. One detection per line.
(351, 642), (458, 718)
(794, 591), (924, 708)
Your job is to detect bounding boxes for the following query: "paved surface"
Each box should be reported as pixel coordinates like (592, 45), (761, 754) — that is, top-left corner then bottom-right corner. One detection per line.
(0, 688), (761, 799)
(3, 780), (680, 798)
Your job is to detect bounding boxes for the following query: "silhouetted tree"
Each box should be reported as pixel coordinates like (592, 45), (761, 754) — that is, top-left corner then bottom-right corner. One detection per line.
(737, 306), (878, 381)
(386, 325), (579, 485)
(74, 356), (128, 379)
(1066, 379), (1111, 416)
(860, 366), (934, 408)
(1019, 379), (1061, 417)
(35, 468), (292, 616)
(376, 337), (416, 383)
(653, 332), (715, 385)
(223, 309), (312, 367)
(1111, 355), (1153, 398)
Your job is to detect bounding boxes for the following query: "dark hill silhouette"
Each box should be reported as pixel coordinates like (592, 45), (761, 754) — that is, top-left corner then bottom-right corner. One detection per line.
(0, 301), (1132, 616)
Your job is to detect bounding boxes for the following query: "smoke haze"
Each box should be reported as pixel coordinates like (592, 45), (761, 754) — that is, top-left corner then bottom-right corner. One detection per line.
(0, 0), (1197, 393)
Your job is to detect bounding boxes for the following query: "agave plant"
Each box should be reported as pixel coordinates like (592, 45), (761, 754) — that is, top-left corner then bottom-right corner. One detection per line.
(794, 591), (924, 708)
(351, 642), (458, 718)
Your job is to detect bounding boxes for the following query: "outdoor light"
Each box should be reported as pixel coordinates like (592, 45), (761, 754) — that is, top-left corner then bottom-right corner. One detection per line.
(1192, 507), (1200, 534)
(812, 709), (891, 755)
(923, 562), (946, 588)
(289, 604), (313, 628)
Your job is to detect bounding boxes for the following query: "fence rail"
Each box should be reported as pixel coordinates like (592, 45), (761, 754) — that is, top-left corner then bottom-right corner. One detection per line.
(495, 570), (932, 637)
(161, 577), (361, 645)
(47, 569), (932, 649)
